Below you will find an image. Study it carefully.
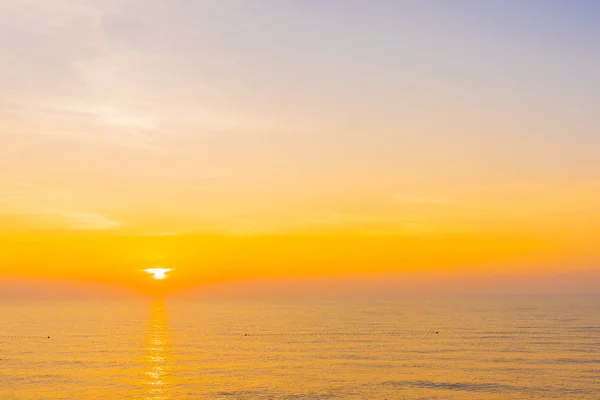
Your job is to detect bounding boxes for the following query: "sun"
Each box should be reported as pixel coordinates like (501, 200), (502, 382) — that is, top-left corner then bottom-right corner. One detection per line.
(144, 268), (172, 280)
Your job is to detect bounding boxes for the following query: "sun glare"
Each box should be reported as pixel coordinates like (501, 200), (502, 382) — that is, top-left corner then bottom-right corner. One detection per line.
(144, 268), (172, 280)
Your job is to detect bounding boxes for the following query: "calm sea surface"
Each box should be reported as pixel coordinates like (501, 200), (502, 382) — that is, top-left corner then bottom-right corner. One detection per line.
(1, 297), (599, 399)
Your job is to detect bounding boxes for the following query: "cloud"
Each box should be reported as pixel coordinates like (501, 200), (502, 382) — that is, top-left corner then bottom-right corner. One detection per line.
(3, 98), (161, 151)
(301, 212), (439, 235)
(394, 193), (456, 207)
(0, 0), (164, 151)
(0, 182), (123, 231)
(48, 211), (122, 230)
(183, 211), (442, 236)
(0, 0), (337, 156)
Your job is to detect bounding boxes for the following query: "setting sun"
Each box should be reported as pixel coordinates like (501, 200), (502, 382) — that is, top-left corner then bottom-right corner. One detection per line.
(144, 268), (172, 280)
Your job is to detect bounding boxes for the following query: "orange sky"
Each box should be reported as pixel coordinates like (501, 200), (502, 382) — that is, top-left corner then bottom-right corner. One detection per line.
(1, 216), (599, 297)
(1, 1), (600, 297)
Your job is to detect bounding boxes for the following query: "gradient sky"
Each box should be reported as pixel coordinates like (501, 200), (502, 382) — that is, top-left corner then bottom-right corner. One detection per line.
(1, 1), (599, 297)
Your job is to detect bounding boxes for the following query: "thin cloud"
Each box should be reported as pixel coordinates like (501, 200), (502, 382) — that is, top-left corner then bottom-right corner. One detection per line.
(0, 1), (164, 152)
(48, 211), (122, 230)
(0, 182), (124, 231)
(394, 193), (456, 207)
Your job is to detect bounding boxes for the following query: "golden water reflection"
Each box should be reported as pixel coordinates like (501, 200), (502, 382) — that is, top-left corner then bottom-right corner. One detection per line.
(144, 300), (172, 400)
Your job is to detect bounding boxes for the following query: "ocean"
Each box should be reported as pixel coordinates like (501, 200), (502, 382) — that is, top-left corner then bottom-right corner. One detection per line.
(1, 296), (599, 399)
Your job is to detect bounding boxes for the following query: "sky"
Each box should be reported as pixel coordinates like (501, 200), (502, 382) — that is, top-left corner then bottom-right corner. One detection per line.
(1, 0), (599, 298)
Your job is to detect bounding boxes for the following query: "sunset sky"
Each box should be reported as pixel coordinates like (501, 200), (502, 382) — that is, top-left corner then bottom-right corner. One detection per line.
(1, 1), (599, 297)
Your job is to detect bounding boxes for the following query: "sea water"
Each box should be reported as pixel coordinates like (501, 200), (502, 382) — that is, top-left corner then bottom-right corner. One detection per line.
(1, 296), (599, 399)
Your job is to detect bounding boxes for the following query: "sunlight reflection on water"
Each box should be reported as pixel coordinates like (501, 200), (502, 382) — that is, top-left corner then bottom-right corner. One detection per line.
(144, 300), (171, 400)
